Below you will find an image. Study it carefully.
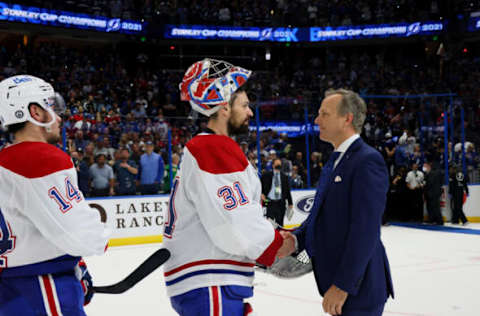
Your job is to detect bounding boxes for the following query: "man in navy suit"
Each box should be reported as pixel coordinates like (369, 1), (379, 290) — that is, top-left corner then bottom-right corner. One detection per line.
(279, 89), (394, 315)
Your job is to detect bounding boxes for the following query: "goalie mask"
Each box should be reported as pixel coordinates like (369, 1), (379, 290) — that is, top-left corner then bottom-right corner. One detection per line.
(179, 59), (251, 117)
(0, 75), (65, 129)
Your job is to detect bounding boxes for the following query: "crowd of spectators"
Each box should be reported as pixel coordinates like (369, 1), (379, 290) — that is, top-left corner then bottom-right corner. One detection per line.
(16, 0), (480, 27)
(0, 38), (479, 198)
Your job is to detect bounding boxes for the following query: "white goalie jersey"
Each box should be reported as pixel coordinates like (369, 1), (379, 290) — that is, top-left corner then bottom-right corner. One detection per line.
(0, 142), (110, 277)
(163, 133), (282, 297)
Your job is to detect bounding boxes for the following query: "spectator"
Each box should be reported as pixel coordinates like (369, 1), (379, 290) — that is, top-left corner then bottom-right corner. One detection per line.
(405, 163), (425, 222)
(261, 158), (293, 227)
(449, 167), (469, 225)
(163, 153), (180, 193)
(138, 141), (164, 195)
(73, 148), (91, 197)
(114, 148), (139, 196)
(73, 116), (91, 132)
(89, 153), (115, 196)
(423, 161), (444, 225)
(290, 165), (304, 189)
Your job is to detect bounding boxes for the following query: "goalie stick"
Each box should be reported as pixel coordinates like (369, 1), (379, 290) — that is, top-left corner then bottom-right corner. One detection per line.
(92, 248), (170, 294)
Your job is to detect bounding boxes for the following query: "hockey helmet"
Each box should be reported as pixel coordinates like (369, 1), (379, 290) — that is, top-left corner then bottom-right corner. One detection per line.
(0, 75), (65, 128)
(179, 59), (251, 117)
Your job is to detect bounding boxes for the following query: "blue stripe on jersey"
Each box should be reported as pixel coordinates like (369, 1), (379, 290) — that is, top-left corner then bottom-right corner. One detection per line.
(165, 269), (254, 286)
(0, 255), (80, 278)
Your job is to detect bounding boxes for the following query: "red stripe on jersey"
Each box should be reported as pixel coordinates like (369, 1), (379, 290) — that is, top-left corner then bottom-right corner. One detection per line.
(42, 275), (60, 316)
(164, 259), (255, 277)
(0, 142), (73, 178)
(211, 286), (220, 316)
(256, 230), (283, 267)
(186, 135), (248, 174)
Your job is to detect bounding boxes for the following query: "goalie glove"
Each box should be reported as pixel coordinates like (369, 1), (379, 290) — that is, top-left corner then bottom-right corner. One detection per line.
(256, 250), (312, 279)
(75, 259), (94, 305)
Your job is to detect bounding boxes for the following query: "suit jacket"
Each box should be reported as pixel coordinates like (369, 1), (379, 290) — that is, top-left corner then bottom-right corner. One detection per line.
(261, 171), (293, 206)
(295, 138), (394, 310)
(425, 169), (443, 198)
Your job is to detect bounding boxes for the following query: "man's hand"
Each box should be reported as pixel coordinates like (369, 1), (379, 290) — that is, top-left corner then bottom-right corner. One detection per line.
(323, 285), (348, 316)
(277, 231), (296, 259)
(120, 162), (129, 168)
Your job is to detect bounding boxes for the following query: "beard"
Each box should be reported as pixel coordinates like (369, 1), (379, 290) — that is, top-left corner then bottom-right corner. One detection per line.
(46, 134), (61, 145)
(227, 118), (250, 136)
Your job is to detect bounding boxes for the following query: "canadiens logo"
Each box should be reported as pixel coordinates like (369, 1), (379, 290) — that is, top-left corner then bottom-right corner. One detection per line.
(295, 194), (315, 214)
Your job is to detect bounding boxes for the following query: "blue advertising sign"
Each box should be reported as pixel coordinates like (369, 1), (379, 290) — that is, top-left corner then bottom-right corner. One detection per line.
(468, 17), (480, 32)
(249, 122), (319, 137)
(0, 2), (144, 34)
(165, 21), (443, 42)
(310, 21), (444, 41)
(165, 25), (305, 42)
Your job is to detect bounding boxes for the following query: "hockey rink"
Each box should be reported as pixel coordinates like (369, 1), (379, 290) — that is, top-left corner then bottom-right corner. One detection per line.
(84, 224), (480, 316)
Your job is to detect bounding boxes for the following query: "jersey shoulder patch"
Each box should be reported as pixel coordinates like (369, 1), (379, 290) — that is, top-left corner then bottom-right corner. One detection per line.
(0, 142), (73, 178)
(186, 135), (248, 174)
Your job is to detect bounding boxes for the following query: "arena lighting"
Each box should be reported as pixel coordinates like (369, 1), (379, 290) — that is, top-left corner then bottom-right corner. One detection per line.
(265, 49), (271, 61)
(463, 48), (468, 53)
(169, 45), (175, 50)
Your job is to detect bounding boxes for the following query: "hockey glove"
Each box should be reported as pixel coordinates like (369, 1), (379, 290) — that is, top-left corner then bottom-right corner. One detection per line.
(75, 259), (94, 305)
(256, 250), (312, 279)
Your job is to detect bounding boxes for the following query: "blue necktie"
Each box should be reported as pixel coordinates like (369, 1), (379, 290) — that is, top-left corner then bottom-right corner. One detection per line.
(305, 151), (341, 257)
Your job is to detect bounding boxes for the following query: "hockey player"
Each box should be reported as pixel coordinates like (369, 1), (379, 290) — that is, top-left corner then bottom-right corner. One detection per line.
(0, 75), (110, 315)
(163, 59), (292, 316)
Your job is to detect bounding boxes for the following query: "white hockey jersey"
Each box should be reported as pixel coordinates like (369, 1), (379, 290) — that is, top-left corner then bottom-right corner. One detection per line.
(163, 134), (282, 297)
(0, 142), (110, 277)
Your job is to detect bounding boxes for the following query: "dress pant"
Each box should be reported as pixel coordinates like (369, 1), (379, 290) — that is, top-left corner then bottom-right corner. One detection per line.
(266, 200), (285, 227)
(341, 304), (385, 316)
(451, 196), (468, 224)
(426, 195), (443, 224)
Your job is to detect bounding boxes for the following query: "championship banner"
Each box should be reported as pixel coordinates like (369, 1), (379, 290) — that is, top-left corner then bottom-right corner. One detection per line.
(0, 1), (144, 34)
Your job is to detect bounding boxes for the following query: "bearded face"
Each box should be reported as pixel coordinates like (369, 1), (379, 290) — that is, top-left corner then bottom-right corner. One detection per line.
(227, 91), (252, 136)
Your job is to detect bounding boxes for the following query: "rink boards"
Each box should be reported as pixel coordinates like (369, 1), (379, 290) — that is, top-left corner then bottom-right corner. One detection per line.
(86, 185), (480, 247)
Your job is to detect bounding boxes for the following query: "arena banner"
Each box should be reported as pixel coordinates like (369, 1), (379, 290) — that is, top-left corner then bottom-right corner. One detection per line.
(86, 185), (480, 246)
(165, 24), (302, 42)
(165, 21), (443, 42)
(86, 195), (169, 247)
(468, 16), (480, 32)
(86, 191), (315, 247)
(310, 21), (443, 41)
(249, 121), (319, 137)
(0, 2), (144, 34)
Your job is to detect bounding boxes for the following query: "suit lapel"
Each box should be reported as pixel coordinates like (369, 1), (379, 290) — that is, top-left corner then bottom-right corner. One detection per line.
(316, 138), (364, 211)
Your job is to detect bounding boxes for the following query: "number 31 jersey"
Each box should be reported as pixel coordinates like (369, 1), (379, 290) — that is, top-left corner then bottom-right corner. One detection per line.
(0, 142), (110, 276)
(163, 134), (283, 297)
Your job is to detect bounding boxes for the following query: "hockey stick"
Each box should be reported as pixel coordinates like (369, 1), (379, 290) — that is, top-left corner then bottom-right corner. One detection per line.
(92, 248), (170, 294)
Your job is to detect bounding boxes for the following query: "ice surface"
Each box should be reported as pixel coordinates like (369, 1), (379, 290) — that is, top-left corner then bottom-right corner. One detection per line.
(85, 224), (480, 316)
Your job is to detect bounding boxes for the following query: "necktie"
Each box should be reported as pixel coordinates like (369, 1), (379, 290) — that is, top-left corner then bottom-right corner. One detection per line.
(274, 172), (281, 199)
(305, 151), (341, 256)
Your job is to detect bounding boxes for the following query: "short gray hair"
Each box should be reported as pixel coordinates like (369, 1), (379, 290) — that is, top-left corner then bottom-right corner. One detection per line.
(324, 89), (367, 133)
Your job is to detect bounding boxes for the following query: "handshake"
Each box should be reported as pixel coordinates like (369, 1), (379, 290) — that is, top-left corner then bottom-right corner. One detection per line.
(277, 231), (297, 259)
(256, 230), (313, 279)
